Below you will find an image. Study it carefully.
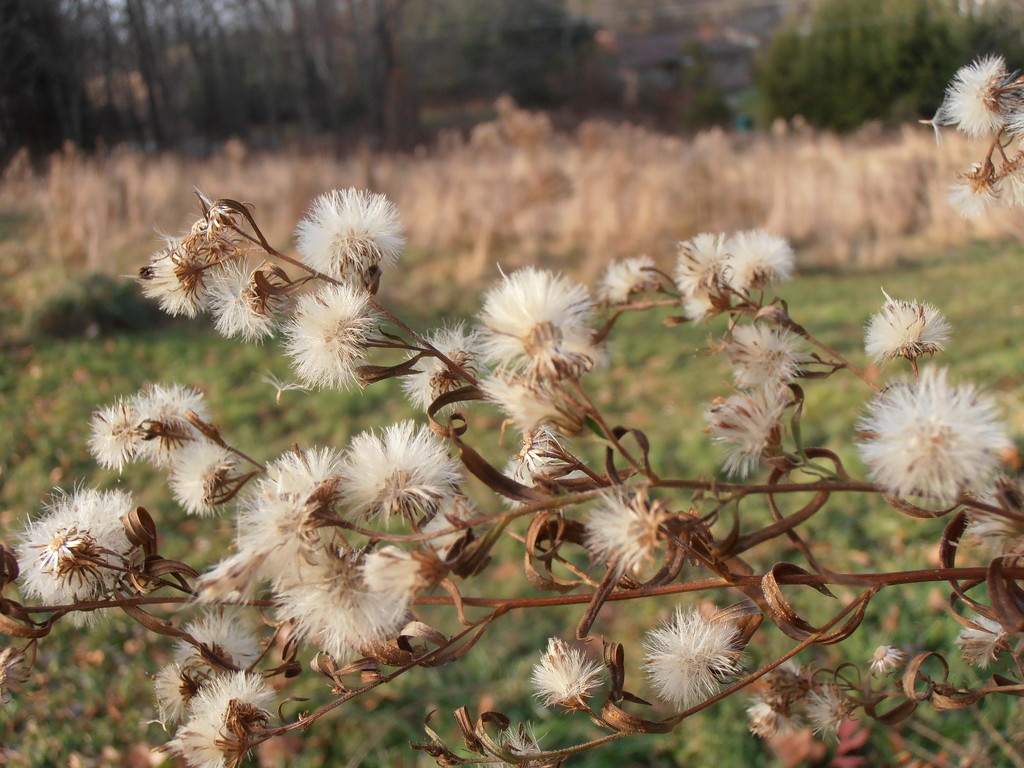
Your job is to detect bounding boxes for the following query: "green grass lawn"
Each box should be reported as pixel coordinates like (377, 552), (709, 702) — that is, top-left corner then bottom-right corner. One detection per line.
(2, 241), (1023, 767)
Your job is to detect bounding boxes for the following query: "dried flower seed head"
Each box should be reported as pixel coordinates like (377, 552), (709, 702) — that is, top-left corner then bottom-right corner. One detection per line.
(704, 388), (789, 478)
(276, 551), (409, 661)
(747, 663), (811, 738)
(170, 441), (242, 516)
(643, 606), (745, 709)
(497, 723), (545, 768)
(230, 447), (346, 591)
(585, 489), (668, 576)
(340, 420), (462, 522)
(166, 671), (273, 768)
(154, 663), (206, 727)
(949, 163), (999, 218)
(864, 290), (951, 363)
(419, 495), (475, 560)
(481, 372), (581, 435)
(934, 55), (1018, 139)
(506, 426), (579, 489)
(956, 614), (1010, 668)
(89, 398), (144, 472)
(968, 479), (1024, 554)
(155, 611), (262, 726)
(722, 230), (794, 295)
(138, 237), (210, 318)
(401, 323), (482, 412)
(869, 645), (908, 676)
(362, 546), (445, 601)
(132, 383), (210, 469)
(805, 683), (854, 739)
(16, 488), (136, 624)
(181, 611), (262, 670)
(530, 637), (605, 710)
(597, 255), (658, 304)
(724, 324), (804, 389)
(295, 188), (405, 285)
(207, 260), (283, 342)
(283, 283), (377, 390)
(857, 367), (1010, 504)
(0, 646), (30, 704)
(478, 266), (596, 381)
(675, 233), (729, 320)
(746, 695), (802, 738)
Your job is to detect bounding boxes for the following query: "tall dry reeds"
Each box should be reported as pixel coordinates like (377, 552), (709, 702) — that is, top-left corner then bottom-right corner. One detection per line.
(3, 102), (1020, 305)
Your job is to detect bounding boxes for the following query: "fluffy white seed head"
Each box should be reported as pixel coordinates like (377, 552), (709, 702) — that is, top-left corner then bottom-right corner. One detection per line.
(400, 323), (482, 412)
(506, 427), (579, 488)
(675, 233), (728, 320)
(131, 383), (210, 469)
(584, 490), (668, 575)
(857, 367), (1010, 504)
(869, 645), (908, 676)
(643, 607), (745, 709)
(169, 441), (241, 516)
(295, 188), (405, 284)
(88, 398), (144, 472)
(283, 283), (377, 390)
(362, 546), (443, 601)
(746, 664), (811, 738)
(138, 237), (212, 318)
(419, 495), (476, 560)
(934, 55), (1015, 139)
(804, 683), (853, 739)
(722, 230), (794, 294)
(0, 647), (30, 704)
(166, 671), (273, 768)
(16, 488), (135, 624)
(956, 614), (1010, 668)
(949, 165), (998, 218)
(340, 420), (462, 522)
(275, 552), (409, 661)
(704, 388), (789, 478)
(230, 446), (345, 592)
(154, 611), (262, 726)
(530, 637), (605, 709)
(207, 260), (281, 342)
(724, 324), (804, 389)
(481, 373), (578, 435)
(864, 291), (951, 363)
(478, 266), (596, 381)
(597, 255), (658, 304)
